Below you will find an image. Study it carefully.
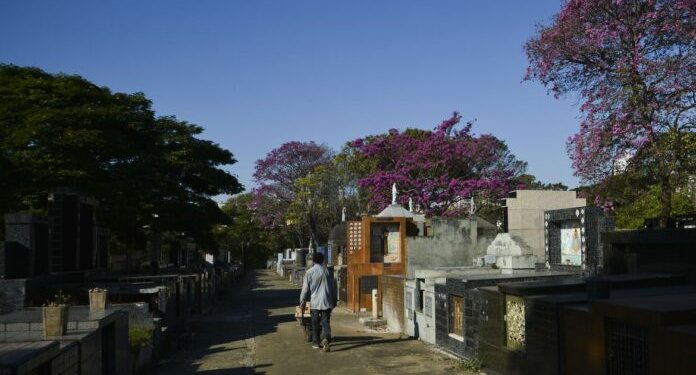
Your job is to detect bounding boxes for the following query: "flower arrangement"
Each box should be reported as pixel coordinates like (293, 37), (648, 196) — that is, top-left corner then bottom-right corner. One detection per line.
(44, 290), (71, 307)
(43, 290), (71, 337)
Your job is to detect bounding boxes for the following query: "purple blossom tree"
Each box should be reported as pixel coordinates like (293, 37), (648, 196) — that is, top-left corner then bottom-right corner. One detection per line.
(526, 0), (696, 227)
(251, 141), (334, 246)
(347, 113), (526, 217)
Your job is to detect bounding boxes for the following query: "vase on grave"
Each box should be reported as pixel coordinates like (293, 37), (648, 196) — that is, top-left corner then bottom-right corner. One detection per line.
(42, 305), (68, 337)
(89, 288), (108, 311)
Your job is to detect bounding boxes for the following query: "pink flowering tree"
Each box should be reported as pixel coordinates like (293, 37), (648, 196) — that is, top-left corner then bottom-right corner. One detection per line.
(251, 141), (335, 246)
(346, 113), (527, 217)
(526, 0), (696, 227)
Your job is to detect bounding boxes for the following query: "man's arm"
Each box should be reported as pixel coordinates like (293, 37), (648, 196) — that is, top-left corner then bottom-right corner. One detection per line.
(299, 271), (310, 307)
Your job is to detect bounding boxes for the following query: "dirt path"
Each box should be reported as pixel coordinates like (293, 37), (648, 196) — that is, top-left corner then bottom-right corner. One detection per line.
(155, 270), (476, 375)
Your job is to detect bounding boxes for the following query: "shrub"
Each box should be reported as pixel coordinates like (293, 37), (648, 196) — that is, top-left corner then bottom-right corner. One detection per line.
(128, 326), (152, 351)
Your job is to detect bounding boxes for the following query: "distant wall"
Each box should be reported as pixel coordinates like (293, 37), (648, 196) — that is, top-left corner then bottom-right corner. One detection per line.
(406, 217), (496, 277)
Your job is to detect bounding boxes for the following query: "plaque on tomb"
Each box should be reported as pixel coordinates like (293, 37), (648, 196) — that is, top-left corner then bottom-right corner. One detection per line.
(505, 295), (526, 349)
(450, 295), (464, 337)
(560, 221), (582, 266)
(424, 296), (433, 317)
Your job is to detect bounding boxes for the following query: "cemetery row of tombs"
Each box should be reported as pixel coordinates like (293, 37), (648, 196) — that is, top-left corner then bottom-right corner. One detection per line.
(274, 190), (696, 375)
(0, 188), (243, 375)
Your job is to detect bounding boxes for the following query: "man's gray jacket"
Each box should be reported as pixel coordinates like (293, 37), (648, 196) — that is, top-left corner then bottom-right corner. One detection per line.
(299, 264), (338, 310)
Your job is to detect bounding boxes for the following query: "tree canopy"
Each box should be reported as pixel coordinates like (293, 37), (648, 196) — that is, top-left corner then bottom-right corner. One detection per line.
(0, 64), (242, 249)
(251, 141), (340, 246)
(214, 193), (291, 268)
(343, 112), (527, 217)
(525, 0), (696, 226)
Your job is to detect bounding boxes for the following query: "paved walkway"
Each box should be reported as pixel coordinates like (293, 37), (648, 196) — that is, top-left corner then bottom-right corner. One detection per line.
(155, 270), (476, 375)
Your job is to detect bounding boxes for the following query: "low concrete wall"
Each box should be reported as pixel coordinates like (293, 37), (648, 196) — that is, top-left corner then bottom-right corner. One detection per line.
(406, 217), (496, 277)
(381, 276), (405, 334)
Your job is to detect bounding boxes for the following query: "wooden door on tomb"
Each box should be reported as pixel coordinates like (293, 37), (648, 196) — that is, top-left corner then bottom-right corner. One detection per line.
(359, 276), (378, 312)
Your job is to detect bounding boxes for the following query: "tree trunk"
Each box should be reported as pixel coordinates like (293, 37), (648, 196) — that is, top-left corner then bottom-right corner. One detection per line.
(659, 175), (672, 228)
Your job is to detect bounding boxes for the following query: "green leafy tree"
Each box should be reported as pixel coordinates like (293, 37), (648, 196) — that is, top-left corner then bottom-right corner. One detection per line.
(0, 64), (242, 249)
(615, 185), (695, 229)
(516, 174), (568, 191)
(215, 193), (292, 268)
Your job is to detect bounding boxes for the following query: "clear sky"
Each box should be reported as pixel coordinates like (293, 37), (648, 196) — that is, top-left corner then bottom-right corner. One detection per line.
(1, 0), (582, 194)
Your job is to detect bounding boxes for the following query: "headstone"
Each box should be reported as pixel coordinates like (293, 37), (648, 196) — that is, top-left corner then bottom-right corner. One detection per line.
(476, 233), (538, 273)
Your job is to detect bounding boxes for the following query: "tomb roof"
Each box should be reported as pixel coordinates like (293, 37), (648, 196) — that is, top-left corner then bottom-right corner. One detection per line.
(328, 222), (347, 243)
(375, 204), (415, 219)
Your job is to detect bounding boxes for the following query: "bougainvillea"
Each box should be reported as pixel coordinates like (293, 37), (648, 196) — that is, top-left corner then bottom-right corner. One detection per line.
(526, 0), (696, 226)
(347, 113), (526, 217)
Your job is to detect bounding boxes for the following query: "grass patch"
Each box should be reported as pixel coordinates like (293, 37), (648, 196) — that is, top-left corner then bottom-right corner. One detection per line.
(456, 358), (483, 372)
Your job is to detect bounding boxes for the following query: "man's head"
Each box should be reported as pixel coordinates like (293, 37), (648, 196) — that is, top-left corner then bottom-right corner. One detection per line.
(312, 252), (324, 265)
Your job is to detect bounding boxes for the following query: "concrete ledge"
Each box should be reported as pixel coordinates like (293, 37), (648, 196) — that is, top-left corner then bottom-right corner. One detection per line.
(358, 317), (387, 329)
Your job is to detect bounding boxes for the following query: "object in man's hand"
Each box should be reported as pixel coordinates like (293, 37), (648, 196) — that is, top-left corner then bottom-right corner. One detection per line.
(295, 302), (311, 317)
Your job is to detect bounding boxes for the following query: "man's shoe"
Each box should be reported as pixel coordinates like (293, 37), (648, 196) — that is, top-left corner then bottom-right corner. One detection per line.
(312, 343), (321, 349)
(322, 338), (330, 352)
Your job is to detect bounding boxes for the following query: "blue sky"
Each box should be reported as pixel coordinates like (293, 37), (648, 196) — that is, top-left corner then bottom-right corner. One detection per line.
(1, 1), (581, 194)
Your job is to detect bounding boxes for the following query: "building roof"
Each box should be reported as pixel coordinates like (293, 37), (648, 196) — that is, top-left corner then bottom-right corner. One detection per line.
(375, 204), (416, 219)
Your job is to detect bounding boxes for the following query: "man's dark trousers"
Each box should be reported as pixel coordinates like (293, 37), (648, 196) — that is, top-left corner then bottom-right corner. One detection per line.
(310, 308), (332, 345)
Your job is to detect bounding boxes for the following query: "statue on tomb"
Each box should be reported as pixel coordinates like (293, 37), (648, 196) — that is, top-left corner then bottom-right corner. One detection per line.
(392, 183), (397, 205)
(341, 207), (346, 222)
(409, 197), (414, 212)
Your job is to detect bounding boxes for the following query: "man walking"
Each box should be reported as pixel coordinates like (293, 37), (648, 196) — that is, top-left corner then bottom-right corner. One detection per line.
(299, 252), (337, 352)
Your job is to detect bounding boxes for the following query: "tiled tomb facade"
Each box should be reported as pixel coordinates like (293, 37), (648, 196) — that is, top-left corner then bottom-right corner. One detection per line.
(542, 206), (614, 275)
(433, 272), (575, 359)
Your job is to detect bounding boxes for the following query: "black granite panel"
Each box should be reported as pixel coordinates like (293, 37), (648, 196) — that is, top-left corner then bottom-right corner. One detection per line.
(434, 283), (449, 349)
(434, 274), (577, 360)
(498, 278), (585, 296)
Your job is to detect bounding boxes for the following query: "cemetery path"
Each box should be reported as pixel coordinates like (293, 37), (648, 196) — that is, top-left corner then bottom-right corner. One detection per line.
(155, 270), (476, 375)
